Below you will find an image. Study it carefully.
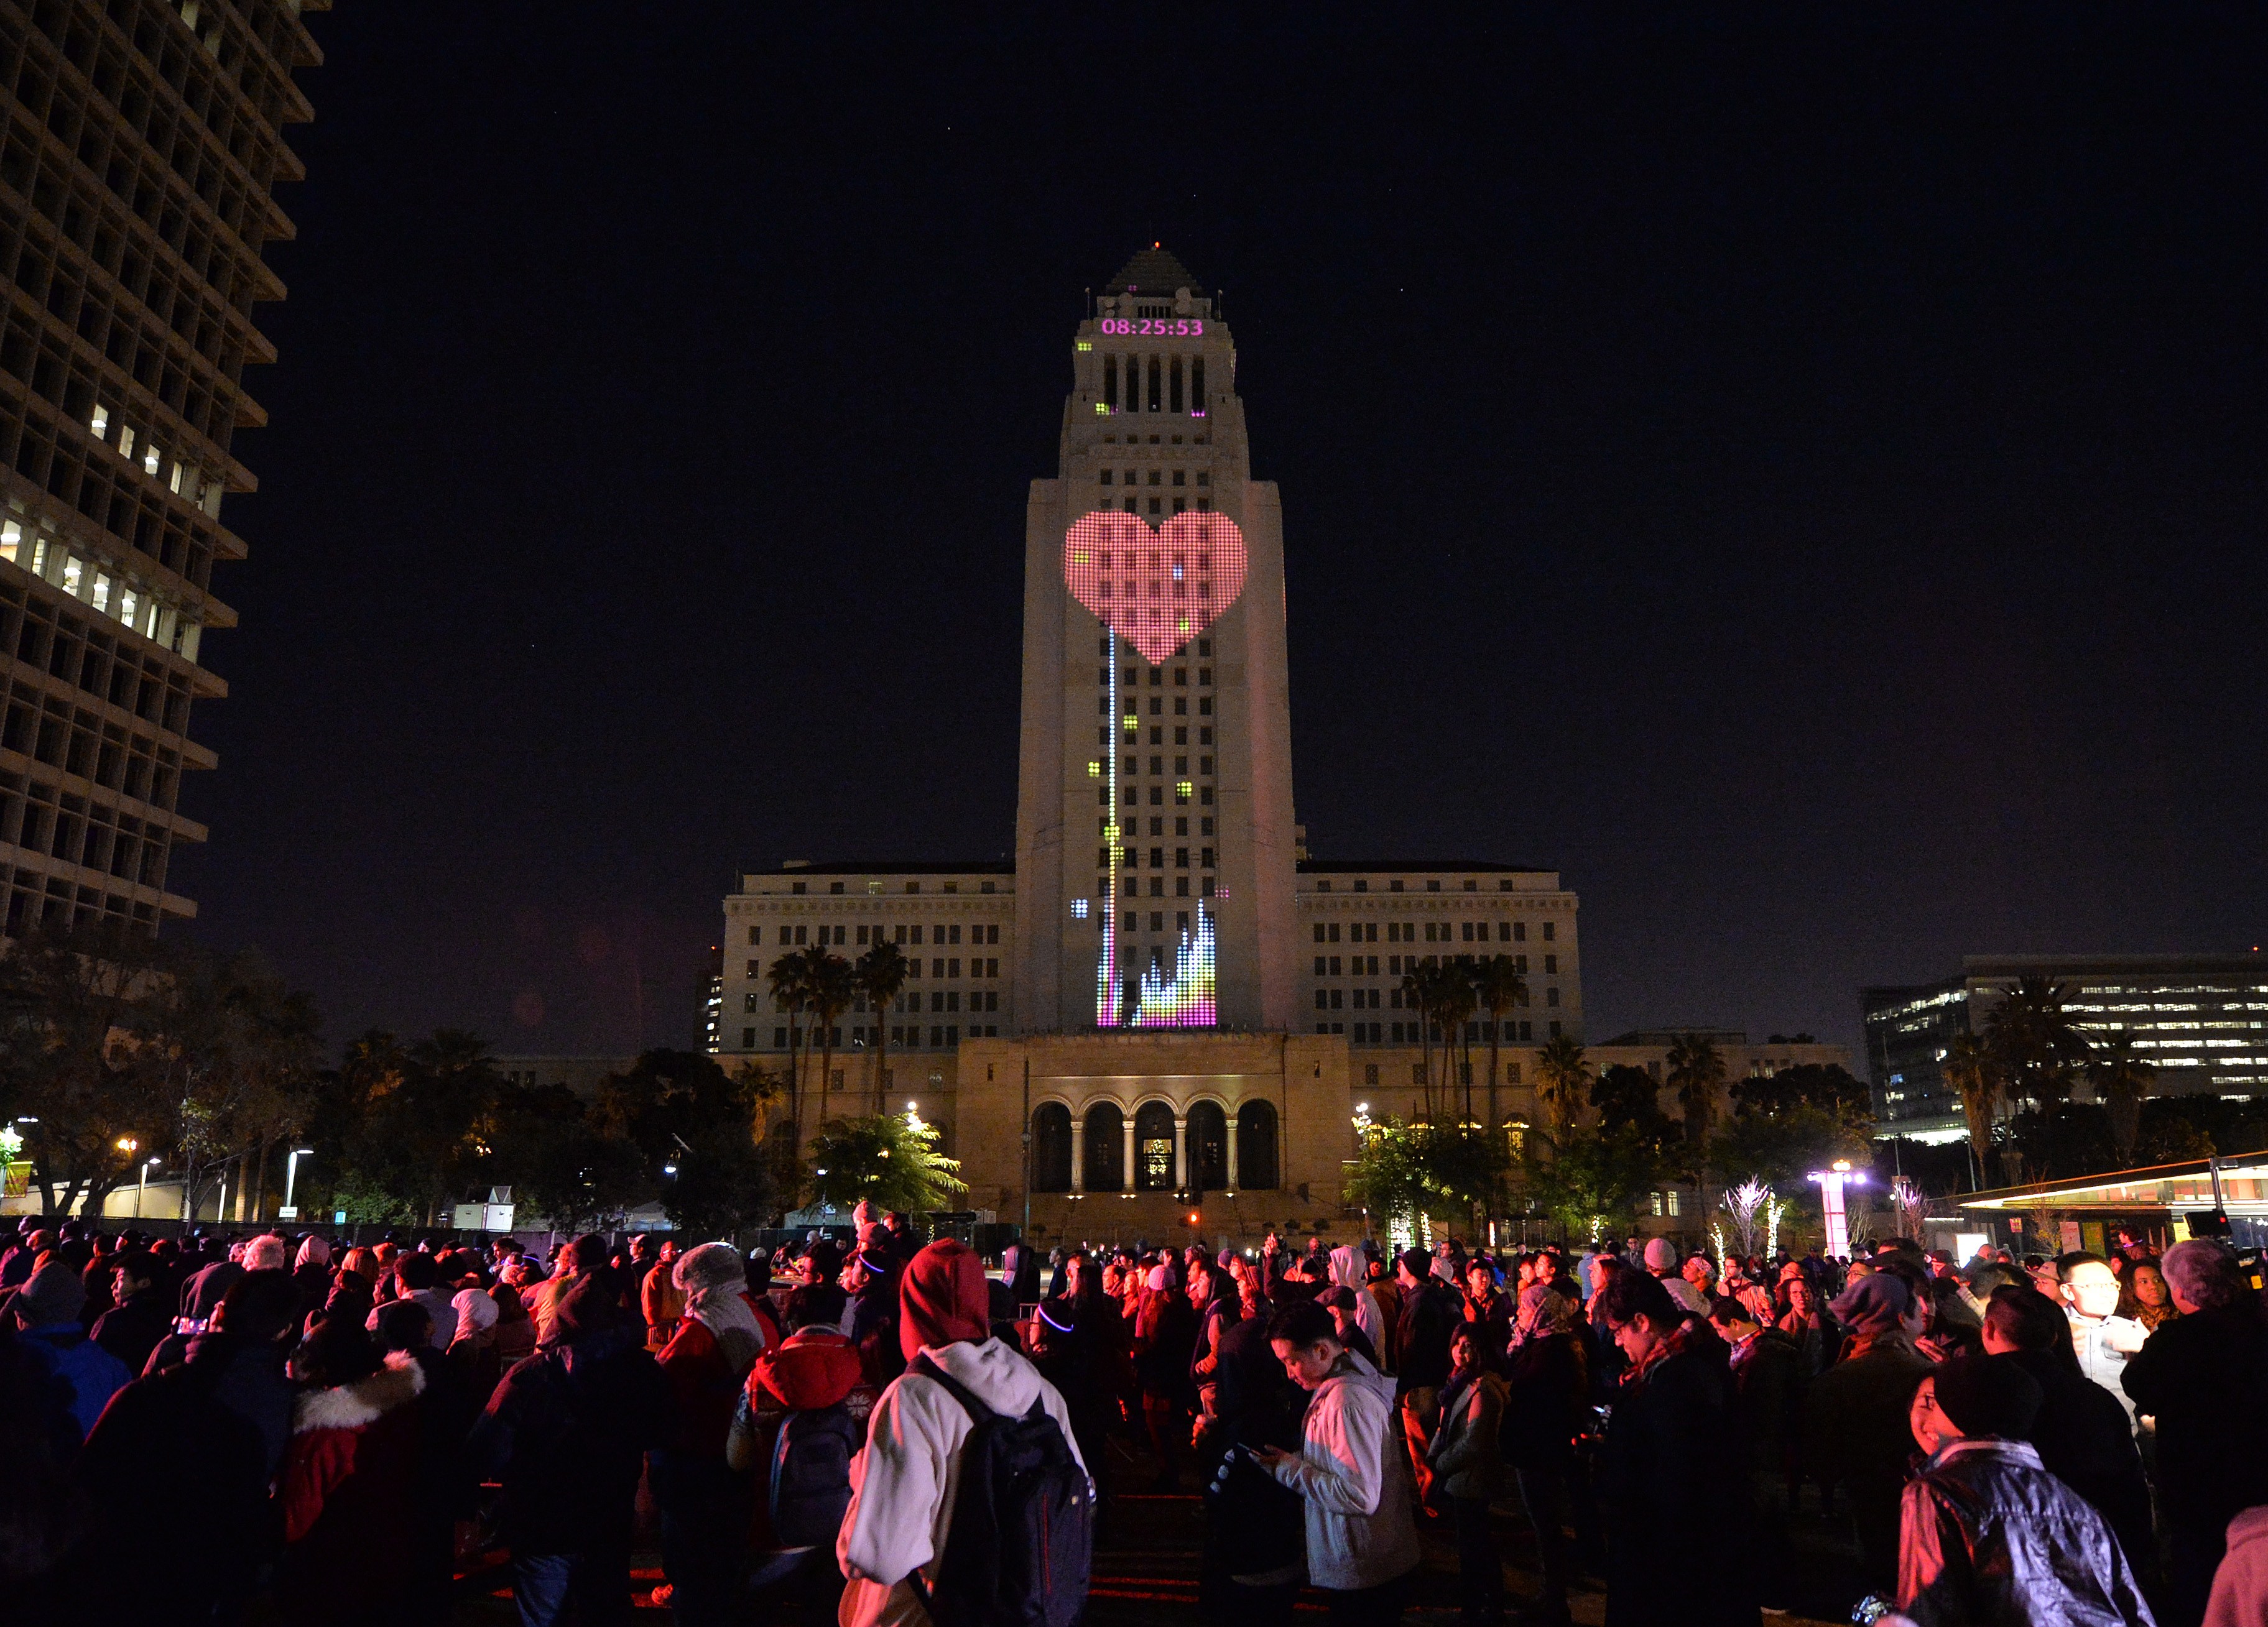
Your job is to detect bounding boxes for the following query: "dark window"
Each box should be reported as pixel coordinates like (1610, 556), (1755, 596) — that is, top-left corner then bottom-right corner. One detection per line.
(1031, 1103), (1073, 1192)
(1236, 1100), (1279, 1190)
(1134, 1100), (1177, 1190)
(1187, 1100), (1228, 1191)
(1083, 1104), (1124, 1191)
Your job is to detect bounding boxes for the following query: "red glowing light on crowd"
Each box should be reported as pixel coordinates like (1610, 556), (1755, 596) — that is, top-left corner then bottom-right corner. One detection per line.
(1062, 511), (1248, 664)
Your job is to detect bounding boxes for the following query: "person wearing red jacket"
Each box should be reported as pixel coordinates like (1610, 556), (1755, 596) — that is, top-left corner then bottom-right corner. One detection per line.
(277, 1317), (428, 1626)
(652, 1243), (769, 1627)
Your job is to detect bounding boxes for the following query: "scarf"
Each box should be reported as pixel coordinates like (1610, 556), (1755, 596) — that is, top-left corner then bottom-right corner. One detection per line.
(686, 1285), (766, 1374)
(1510, 1283), (1576, 1350)
(1622, 1316), (1698, 1388)
(900, 1239), (990, 1362)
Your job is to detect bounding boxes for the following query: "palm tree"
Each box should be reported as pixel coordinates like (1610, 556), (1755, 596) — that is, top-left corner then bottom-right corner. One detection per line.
(2091, 1030), (2155, 1166)
(854, 940), (910, 1113)
(1665, 1032), (1727, 1148)
(807, 950), (857, 1125)
(766, 951), (815, 1133)
(1532, 1032), (1590, 1145)
(1983, 974), (2093, 1112)
(1399, 961), (1437, 1121)
(1942, 1031), (2001, 1188)
(1434, 959), (1479, 1123)
(1473, 954), (1529, 1130)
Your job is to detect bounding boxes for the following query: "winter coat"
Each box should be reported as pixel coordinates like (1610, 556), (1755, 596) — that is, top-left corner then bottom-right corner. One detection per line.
(1601, 1341), (1757, 1627)
(1135, 1286), (1197, 1398)
(277, 1352), (427, 1625)
(642, 1267), (685, 1352)
(1502, 1328), (1586, 1470)
(1895, 1437), (2152, 1627)
(68, 1332), (290, 1619)
(727, 1326), (868, 1472)
(15, 1320), (131, 1439)
(835, 1336), (1088, 1627)
(1329, 1245), (1389, 1357)
(655, 1314), (746, 1460)
(2205, 1505), (2268, 1627)
(1428, 1369), (1510, 1500)
(1727, 1326), (1802, 1471)
(1803, 1329), (1930, 1585)
(90, 1286), (170, 1378)
(1367, 1279), (1401, 1373)
(2006, 1348), (2155, 1583)
(1264, 1347), (1422, 1592)
(2122, 1301), (2268, 1537)
(466, 1324), (673, 1556)
(1393, 1278), (1456, 1394)
(1462, 1288), (1516, 1364)
(1206, 1312), (1308, 1579)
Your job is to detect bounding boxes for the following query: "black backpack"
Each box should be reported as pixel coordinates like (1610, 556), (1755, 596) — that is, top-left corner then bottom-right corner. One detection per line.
(769, 1401), (859, 1549)
(908, 1353), (1092, 1627)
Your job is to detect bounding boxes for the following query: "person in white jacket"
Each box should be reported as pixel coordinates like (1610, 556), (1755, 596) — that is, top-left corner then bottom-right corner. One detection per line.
(1256, 1298), (1422, 1625)
(836, 1238), (1090, 1627)
(1328, 1243), (1389, 1358)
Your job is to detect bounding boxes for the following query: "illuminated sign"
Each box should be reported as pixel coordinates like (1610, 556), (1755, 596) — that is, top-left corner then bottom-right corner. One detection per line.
(1126, 903), (1218, 1027)
(1063, 511), (1248, 665)
(1098, 319), (1205, 337)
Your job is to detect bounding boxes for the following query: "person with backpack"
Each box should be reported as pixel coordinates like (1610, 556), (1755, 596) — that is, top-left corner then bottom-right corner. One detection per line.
(838, 1238), (1092, 1627)
(729, 1281), (868, 1613)
(652, 1243), (770, 1626)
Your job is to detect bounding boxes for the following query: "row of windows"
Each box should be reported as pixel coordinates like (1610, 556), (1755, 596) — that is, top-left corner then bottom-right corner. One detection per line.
(749, 956), (1001, 981)
(1098, 431), (1208, 446)
(1106, 494), (1209, 516)
(752, 1023), (996, 1051)
(1099, 352), (1205, 416)
(1105, 663), (1211, 688)
(1311, 878), (1560, 898)
(1109, 815), (1213, 838)
(1105, 694), (1213, 719)
(780, 877), (1000, 896)
(1103, 845), (1215, 871)
(2, 861), (162, 936)
(1308, 952), (1559, 982)
(0, 572), (198, 734)
(1100, 637), (1213, 661)
(1315, 985), (1559, 1014)
(1313, 918), (1557, 944)
(1100, 781), (1215, 807)
(750, 921), (1002, 947)
(1098, 468), (1209, 489)
(0, 767), (173, 890)
(3, 517), (200, 657)
(1029, 1099), (1280, 1193)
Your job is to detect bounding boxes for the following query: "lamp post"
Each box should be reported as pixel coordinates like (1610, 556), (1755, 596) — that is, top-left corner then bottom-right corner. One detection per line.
(281, 1148), (314, 1220)
(1808, 1158), (1868, 1260)
(114, 1137), (136, 1220)
(137, 1156), (158, 1219)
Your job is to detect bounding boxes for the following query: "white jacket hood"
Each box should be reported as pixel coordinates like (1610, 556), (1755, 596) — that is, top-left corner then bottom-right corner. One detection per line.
(1267, 1348), (1421, 1592)
(1328, 1245), (1388, 1354)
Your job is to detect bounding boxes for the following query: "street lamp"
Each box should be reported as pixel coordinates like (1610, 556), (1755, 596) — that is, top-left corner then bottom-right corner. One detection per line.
(281, 1148), (314, 1220)
(1808, 1158), (1868, 1260)
(135, 1155), (159, 1219)
(115, 1136), (137, 1219)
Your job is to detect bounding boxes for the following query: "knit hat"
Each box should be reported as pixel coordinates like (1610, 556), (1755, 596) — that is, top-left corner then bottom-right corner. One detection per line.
(672, 1242), (748, 1297)
(900, 1239), (989, 1362)
(451, 1287), (501, 1335)
(1146, 1265), (1173, 1292)
(1217, 1248), (1239, 1270)
(552, 1274), (627, 1342)
(1829, 1272), (1912, 1335)
(1399, 1247), (1432, 1279)
(11, 1261), (85, 1329)
(1932, 1353), (2043, 1439)
(1642, 1237), (1679, 1272)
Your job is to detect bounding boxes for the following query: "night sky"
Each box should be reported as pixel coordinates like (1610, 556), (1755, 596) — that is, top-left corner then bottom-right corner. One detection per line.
(172, 4), (2267, 1062)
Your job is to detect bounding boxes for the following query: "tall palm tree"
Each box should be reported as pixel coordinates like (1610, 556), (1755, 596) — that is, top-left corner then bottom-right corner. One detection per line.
(1435, 958), (1480, 1123)
(2091, 1030), (2155, 1166)
(1942, 1031), (2001, 1188)
(1532, 1032), (1590, 1145)
(1472, 954), (1529, 1131)
(807, 949), (857, 1125)
(1665, 1032), (1727, 1148)
(854, 940), (910, 1113)
(767, 949), (817, 1137)
(1983, 974), (2093, 1112)
(1399, 962), (1437, 1122)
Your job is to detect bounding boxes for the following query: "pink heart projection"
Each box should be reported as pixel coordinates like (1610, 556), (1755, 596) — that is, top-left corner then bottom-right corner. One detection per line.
(1062, 510), (1248, 664)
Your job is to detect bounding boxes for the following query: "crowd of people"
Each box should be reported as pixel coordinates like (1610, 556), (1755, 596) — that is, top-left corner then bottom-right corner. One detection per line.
(5, 1207), (2268, 1627)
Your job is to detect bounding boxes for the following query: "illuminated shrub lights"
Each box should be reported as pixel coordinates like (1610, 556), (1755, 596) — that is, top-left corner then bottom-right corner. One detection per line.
(1070, 511), (1245, 1030)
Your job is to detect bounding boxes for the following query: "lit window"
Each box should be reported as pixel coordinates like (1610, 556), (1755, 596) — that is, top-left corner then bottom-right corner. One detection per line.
(90, 405), (108, 438)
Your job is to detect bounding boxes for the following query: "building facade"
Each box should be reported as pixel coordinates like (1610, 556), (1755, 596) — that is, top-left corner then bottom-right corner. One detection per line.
(1864, 954), (2268, 1141)
(719, 249), (1589, 1243)
(0, 0), (327, 934)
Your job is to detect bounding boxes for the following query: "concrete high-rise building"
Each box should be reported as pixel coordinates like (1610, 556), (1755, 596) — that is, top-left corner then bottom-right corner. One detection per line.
(0, 0), (328, 934)
(720, 249), (1584, 1242)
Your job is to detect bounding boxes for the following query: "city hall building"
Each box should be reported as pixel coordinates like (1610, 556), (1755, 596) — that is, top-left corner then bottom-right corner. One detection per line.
(718, 249), (1590, 1245)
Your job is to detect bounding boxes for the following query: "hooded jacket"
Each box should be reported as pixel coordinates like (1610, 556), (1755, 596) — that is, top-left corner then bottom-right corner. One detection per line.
(1265, 1348), (1422, 1592)
(278, 1352), (427, 1621)
(725, 1326), (871, 1474)
(1895, 1437), (2152, 1627)
(836, 1335), (1088, 1627)
(2205, 1505), (2268, 1627)
(1428, 1368), (1510, 1500)
(1328, 1245), (1388, 1358)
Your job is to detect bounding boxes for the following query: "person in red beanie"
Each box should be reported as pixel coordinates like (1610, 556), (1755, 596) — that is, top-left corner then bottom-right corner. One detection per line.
(836, 1239), (1090, 1627)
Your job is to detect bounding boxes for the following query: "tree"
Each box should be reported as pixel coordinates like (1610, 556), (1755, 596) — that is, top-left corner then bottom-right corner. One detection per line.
(767, 951), (815, 1133)
(2091, 1030), (2154, 1166)
(1471, 954), (1528, 1132)
(326, 1029), (502, 1227)
(591, 1049), (778, 1235)
(1983, 975), (2093, 1112)
(1731, 1062), (1871, 1122)
(1666, 1033), (1728, 1150)
(1433, 959), (1479, 1122)
(806, 951), (856, 1127)
(855, 940), (910, 1113)
(486, 1082), (646, 1234)
(1942, 1032), (2001, 1186)
(1591, 1064), (1672, 1141)
(806, 1107), (967, 1215)
(1344, 1115), (1511, 1236)
(1531, 1033), (1590, 1144)
(1522, 1127), (1662, 1241)
(1398, 962), (1438, 1120)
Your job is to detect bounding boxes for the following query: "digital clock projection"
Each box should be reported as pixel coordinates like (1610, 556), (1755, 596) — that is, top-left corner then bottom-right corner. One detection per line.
(1062, 511), (1248, 665)
(1070, 512), (1246, 1031)
(1098, 318), (1205, 336)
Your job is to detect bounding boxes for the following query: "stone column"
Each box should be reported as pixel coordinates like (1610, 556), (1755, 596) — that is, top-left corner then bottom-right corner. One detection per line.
(1173, 1115), (1189, 1191)
(1121, 1110), (1136, 1192)
(1070, 1112), (1086, 1193)
(1226, 1115), (1241, 1189)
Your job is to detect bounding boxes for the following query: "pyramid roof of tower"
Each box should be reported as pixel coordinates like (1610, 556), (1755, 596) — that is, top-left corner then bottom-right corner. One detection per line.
(1104, 245), (1205, 296)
